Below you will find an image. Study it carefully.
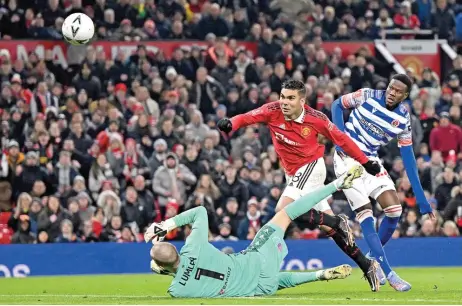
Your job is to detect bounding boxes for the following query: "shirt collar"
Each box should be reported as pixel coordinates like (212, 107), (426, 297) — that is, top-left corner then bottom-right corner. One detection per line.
(293, 108), (305, 123)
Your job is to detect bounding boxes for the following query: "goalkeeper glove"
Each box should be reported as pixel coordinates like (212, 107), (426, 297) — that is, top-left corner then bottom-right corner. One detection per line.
(144, 219), (177, 243)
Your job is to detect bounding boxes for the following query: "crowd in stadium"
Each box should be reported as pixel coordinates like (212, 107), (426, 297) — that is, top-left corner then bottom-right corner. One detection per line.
(0, 0), (461, 244)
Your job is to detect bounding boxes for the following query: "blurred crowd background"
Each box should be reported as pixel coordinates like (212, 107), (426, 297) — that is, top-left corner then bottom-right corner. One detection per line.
(0, 0), (461, 245)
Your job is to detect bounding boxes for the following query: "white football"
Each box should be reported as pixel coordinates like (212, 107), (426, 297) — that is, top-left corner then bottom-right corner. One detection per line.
(62, 13), (94, 45)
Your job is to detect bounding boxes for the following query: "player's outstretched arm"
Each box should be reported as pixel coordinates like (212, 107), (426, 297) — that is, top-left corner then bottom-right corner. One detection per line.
(145, 206), (209, 243)
(217, 104), (273, 134)
(399, 145), (433, 217)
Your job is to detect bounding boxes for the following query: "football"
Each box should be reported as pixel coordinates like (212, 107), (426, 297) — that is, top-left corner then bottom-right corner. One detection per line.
(62, 13), (94, 45)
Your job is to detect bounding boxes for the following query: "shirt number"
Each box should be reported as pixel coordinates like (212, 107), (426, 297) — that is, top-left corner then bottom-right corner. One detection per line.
(195, 268), (225, 281)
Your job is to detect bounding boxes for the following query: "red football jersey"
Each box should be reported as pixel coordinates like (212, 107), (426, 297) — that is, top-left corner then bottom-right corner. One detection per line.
(231, 101), (368, 176)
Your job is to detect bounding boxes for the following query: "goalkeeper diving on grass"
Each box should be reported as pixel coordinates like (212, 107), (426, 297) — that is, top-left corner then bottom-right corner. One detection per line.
(144, 165), (364, 298)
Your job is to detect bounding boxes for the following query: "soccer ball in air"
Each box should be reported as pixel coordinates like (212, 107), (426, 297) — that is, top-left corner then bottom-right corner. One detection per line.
(62, 13), (94, 45)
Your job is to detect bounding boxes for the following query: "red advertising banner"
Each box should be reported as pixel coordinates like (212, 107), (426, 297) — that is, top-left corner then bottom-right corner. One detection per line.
(385, 40), (441, 77)
(0, 40), (374, 67)
(0, 40), (257, 67)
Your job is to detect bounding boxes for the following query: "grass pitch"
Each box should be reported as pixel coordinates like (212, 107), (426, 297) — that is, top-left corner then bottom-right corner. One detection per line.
(0, 268), (461, 305)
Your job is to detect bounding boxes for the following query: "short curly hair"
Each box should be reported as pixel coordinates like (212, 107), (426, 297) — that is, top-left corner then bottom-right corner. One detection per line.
(391, 74), (413, 94)
(281, 79), (307, 98)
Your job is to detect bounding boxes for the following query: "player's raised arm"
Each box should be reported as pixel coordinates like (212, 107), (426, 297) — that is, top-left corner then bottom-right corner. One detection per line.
(311, 110), (380, 176)
(398, 119), (434, 217)
(217, 103), (274, 134)
(145, 206), (209, 244)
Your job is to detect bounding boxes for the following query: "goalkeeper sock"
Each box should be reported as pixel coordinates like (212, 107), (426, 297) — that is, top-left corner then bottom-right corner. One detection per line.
(327, 229), (370, 273)
(306, 209), (341, 229)
(358, 211), (392, 276)
(285, 182), (339, 221)
(277, 272), (319, 290)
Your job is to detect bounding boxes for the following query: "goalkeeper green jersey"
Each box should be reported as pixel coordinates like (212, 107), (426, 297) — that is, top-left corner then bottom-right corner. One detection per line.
(167, 207), (264, 298)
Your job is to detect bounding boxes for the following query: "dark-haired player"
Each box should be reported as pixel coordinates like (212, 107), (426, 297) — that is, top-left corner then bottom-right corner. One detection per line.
(217, 79), (382, 291)
(332, 74), (435, 292)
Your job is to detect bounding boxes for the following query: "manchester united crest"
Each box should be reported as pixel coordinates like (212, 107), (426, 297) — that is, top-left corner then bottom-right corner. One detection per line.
(301, 127), (311, 137)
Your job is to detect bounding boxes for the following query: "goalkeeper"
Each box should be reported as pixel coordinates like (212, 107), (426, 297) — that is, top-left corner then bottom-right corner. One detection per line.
(144, 165), (364, 298)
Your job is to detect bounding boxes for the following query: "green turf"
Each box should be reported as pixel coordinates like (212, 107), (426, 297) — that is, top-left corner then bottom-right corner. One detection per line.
(0, 268), (461, 304)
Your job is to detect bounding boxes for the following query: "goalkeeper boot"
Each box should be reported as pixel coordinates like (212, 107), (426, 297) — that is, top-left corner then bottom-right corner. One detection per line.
(319, 264), (352, 281)
(337, 165), (363, 190)
(364, 259), (381, 292)
(366, 251), (387, 285)
(388, 271), (412, 292)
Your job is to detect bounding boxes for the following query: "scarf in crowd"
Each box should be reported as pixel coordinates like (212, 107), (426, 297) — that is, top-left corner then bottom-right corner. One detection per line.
(247, 210), (261, 230)
(124, 152), (139, 170)
(168, 168), (181, 202)
(57, 163), (71, 188)
(111, 146), (123, 159)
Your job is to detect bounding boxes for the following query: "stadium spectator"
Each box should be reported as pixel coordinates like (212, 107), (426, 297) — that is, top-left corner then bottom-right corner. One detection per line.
(11, 214), (35, 244)
(431, 0), (455, 40)
(152, 152), (196, 207)
(37, 195), (70, 241)
(237, 197), (263, 240)
(393, 1), (420, 38)
(99, 214), (123, 242)
(429, 113), (462, 160)
(214, 222), (238, 241)
(435, 167), (459, 211)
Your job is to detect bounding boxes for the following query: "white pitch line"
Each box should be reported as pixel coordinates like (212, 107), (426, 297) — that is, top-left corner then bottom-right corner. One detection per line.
(0, 295), (459, 303)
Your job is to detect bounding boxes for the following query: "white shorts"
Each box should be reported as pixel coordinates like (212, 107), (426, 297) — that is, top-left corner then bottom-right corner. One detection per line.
(333, 151), (396, 211)
(282, 157), (331, 212)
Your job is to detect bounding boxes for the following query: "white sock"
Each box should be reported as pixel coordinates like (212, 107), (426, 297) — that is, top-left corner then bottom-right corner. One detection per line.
(315, 270), (324, 280)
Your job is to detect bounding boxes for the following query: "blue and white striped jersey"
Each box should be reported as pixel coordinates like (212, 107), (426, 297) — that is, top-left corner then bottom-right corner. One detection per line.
(340, 88), (412, 157)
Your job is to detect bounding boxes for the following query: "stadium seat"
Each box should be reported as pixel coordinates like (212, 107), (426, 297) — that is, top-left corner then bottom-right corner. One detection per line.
(0, 224), (12, 244)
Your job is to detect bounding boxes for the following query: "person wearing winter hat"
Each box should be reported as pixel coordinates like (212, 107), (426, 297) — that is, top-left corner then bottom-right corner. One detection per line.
(148, 138), (168, 173)
(6, 140), (24, 178)
(214, 222), (238, 241)
(152, 152), (197, 208)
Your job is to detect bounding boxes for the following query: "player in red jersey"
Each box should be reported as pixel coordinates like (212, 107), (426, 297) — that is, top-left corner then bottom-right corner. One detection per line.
(218, 80), (382, 291)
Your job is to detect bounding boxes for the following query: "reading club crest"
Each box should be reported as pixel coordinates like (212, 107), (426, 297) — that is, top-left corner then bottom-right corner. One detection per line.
(391, 119), (399, 127)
